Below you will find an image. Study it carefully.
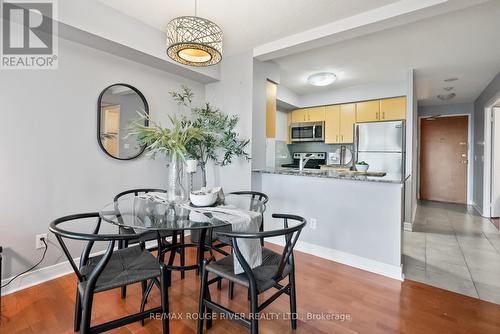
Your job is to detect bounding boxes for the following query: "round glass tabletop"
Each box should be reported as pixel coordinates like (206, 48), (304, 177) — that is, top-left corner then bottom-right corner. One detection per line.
(99, 193), (265, 231)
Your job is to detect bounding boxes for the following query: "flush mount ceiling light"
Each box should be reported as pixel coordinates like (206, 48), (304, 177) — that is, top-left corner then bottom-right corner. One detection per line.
(166, 0), (223, 67)
(437, 93), (456, 101)
(307, 72), (337, 86)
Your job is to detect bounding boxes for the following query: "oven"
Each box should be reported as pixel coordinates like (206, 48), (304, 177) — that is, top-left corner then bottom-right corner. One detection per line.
(291, 122), (324, 142)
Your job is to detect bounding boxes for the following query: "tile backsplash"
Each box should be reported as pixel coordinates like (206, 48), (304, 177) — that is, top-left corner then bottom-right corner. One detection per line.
(288, 142), (354, 155)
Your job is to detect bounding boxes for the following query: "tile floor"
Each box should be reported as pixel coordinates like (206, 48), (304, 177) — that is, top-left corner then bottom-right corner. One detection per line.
(403, 200), (500, 304)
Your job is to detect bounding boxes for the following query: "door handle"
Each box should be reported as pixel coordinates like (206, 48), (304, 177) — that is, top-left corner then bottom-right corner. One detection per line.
(460, 160), (468, 164)
(461, 153), (467, 158)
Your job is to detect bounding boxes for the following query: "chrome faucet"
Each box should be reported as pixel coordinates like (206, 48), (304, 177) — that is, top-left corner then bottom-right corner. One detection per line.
(299, 153), (316, 171)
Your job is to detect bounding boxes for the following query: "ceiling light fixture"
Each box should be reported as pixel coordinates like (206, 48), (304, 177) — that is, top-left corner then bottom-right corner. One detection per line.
(437, 93), (456, 101)
(307, 72), (337, 86)
(166, 0), (223, 67)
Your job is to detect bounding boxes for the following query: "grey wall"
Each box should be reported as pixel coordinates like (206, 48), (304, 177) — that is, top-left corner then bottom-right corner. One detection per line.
(419, 102), (474, 117)
(473, 71), (500, 210)
(0, 38), (205, 282)
(205, 52), (254, 192)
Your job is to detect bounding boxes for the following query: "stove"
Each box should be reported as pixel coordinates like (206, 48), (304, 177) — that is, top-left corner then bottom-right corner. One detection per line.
(281, 152), (326, 170)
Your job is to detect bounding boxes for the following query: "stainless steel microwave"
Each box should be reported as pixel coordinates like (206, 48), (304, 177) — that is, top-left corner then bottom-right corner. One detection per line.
(291, 122), (325, 142)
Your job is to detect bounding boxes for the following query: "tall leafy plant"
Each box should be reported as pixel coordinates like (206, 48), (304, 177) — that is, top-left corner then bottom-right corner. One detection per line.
(130, 112), (205, 161)
(171, 86), (250, 186)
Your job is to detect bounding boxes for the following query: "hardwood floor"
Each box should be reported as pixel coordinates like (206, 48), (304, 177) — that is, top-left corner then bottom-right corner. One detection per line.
(2, 244), (500, 334)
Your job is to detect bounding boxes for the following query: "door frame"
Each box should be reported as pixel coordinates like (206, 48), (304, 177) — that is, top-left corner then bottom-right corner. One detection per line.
(417, 113), (473, 204)
(483, 91), (500, 217)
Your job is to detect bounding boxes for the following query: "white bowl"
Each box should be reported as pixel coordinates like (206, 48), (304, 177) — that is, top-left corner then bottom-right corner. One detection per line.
(190, 190), (218, 207)
(355, 164), (369, 173)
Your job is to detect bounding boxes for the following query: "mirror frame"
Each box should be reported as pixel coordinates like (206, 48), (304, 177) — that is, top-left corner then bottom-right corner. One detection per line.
(97, 83), (149, 160)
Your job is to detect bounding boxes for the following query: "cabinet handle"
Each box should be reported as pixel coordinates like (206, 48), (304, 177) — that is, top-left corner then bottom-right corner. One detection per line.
(336, 135), (339, 142)
(341, 135), (344, 142)
(376, 112), (379, 119)
(382, 112), (385, 119)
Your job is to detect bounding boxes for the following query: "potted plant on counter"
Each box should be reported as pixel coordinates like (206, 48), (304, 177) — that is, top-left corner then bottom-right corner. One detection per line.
(355, 161), (369, 173)
(170, 86), (250, 187)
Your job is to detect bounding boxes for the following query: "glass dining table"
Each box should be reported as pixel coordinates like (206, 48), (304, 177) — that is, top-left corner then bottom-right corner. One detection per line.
(99, 193), (265, 275)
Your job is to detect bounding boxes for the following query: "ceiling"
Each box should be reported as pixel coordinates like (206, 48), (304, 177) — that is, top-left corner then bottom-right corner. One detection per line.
(274, 0), (500, 106)
(98, 0), (398, 57)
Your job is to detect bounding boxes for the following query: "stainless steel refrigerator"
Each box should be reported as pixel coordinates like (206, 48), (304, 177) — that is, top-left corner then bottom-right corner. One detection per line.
(355, 120), (405, 175)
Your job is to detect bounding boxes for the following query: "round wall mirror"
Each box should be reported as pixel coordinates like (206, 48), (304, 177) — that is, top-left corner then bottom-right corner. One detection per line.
(97, 84), (149, 160)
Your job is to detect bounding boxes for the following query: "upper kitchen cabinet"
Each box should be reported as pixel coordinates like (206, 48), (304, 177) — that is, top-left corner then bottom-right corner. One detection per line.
(306, 107), (326, 122)
(339, 103), (355, 143)
(325, 104), (355, 144)
(325, 105), (340, 143)
(380, 97), (406, 120)
(291, 107), (325, 123)
(355, 100), (380, 122)
(266, 81), (277, 138)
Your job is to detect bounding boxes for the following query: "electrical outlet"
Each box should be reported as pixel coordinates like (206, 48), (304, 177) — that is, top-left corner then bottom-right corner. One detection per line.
(36, 234), (48, 249)
(310, 218), (317, 230)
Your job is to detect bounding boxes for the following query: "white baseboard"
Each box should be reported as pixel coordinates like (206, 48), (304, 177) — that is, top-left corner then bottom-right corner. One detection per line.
(472, 202), (486, 217)
(403, 221), (413, 231)
(267, 238), (403, 281)
(1, 240), (159, 296)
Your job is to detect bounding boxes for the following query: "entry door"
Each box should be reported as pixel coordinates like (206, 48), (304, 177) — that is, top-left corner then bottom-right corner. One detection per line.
(420, 116), (468, 203)
(492, 108), (500, 217)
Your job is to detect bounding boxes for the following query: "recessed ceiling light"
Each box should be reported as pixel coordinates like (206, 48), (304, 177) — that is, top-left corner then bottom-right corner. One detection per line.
(444, 77), (458, 82)
(443, 86), (454, 91)
(437, 93), (456, 101)
(307, 72), (337, 86)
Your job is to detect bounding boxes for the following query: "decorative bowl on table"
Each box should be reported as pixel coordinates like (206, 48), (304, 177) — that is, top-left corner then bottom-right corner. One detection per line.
(355, 161), (369, 173)
(189, 188), (219, 207)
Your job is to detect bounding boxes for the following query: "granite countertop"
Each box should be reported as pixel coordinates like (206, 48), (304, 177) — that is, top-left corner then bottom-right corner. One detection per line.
(253, 168), (406, 184)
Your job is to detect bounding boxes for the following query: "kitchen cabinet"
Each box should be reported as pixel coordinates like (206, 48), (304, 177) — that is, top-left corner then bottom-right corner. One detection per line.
(356, 100), (380, 122)
(291, 107), (325, 123)
(380, 97), (406, 120)
(266, 81), (277, 138)
(325, 105), (340, 143)
(287, 112), (292, 144)
(339, 103), (356, 143)
(325, 103), (355, 144)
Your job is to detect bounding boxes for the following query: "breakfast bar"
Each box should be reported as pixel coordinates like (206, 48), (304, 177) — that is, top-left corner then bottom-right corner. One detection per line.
(252, 169), (405, 280)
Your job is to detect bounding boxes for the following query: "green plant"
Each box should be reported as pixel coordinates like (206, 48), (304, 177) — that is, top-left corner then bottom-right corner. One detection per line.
(356, 161), (369, 165)
(130, 112), (205, 161)
(171, 86), (250, 186)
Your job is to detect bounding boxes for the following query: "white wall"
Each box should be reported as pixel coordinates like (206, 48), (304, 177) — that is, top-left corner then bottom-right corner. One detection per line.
(0, 38), (205, 281)
(299, 81), (407, 107)
(473, 71), (500, 215)
(205, 52), (254, 191)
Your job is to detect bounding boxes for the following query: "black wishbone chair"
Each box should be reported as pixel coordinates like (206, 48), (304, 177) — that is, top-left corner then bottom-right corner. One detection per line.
(114, 188), (186, 299)
(197, 214), (306, 334)
(49, 213), (170, 334)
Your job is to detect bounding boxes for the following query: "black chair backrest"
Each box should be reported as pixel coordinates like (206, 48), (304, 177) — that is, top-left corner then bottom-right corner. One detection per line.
(113, 189), (167, 227)
(229, 191), (269, 204)
(49, 213), (144, 283)
(216, 214), (306, 281)
(114, 188), (167, 202)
